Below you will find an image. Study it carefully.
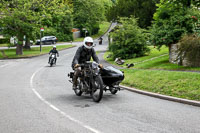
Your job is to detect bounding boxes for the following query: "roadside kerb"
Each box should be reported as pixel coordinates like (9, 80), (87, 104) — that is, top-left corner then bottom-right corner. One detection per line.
(120, 85), (200, 107)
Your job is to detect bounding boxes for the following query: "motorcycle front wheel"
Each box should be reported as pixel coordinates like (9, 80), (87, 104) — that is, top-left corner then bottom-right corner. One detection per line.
(50, 59), (53, 67)
(91, 75), (103, 102)
(74, 78), (83, 96)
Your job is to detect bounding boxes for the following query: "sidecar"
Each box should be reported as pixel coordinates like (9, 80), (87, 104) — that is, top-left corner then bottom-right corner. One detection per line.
(100, 66), (124, 94)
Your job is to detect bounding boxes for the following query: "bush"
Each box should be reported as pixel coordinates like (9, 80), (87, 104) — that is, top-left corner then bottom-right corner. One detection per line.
(109, 16), (150, 59)
(177, 34), (200, 66)
(0, 38), (9, 44)
(43, 27), (73, 42)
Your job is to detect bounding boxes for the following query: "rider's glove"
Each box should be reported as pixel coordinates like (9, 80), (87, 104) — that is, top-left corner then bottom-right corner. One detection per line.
(98, 64), (103, 69)
(74, 64), (80, 68)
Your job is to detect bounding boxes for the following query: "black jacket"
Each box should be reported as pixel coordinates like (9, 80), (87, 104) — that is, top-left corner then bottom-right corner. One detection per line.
(72, 46), (99, 68)
(49, 49), (59, 54)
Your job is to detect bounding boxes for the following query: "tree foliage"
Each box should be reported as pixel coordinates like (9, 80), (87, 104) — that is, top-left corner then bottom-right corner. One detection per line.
(109, 17), (150, 59)
(73, 0), (111, 36)
(107, 0), (160, 28)
(0, 0), (73, 54)
(150, 0), (200, 48)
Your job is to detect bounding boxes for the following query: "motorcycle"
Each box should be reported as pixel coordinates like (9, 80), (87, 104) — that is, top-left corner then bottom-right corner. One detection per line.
(49, 53), (56, 67)
(68, 61), (104, 102)
(98, 37), (103, 45)
(68, 61), (124, 102)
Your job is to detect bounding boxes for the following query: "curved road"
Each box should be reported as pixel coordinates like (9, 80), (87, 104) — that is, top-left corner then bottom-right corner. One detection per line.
(0, 24), (200, 133)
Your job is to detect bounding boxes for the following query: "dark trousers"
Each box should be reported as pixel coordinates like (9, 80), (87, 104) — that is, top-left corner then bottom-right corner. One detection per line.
(49, 57), (57, 63)
(73, 67), (81, 86)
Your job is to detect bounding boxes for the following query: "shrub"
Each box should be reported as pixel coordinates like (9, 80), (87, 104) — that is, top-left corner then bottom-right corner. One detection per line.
(0, 38), (9, 44)
(43, 27), (73, 42)
(177, 34), (200, 66)
(109, 16), (150, 59)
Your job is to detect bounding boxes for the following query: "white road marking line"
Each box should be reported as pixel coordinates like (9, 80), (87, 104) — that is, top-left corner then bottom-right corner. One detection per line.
(30, 67), (101, 133)
(0, 64), (9, 68)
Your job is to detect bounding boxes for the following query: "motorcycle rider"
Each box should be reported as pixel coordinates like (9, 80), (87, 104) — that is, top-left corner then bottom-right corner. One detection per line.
(71, 36), (103, 90)
(48, 45), (59, 64)
(98, 37), (103, 45)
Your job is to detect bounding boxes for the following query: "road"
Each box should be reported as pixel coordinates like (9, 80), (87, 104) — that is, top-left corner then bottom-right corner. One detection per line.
(0, 24), (200, 133)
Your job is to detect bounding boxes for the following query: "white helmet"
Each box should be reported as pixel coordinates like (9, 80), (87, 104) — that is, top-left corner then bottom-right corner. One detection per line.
(83, 37), (93, 49)
(53, 45), (56, 48)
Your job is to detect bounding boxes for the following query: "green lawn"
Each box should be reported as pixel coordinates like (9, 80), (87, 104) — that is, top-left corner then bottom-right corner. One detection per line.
(0, 44), (74, 59)
(104, 46), (200, 101)
(122, 69), (200, 101)
(0, 43), (9, 47)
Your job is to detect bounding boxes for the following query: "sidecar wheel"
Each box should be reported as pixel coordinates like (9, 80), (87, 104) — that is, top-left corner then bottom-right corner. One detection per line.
(74, 88), (82, 96)
(110, 87), (118, 94)
(91, 75), (103, 102)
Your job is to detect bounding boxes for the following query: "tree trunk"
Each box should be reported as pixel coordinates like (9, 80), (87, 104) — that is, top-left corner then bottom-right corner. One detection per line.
(24, 38), (31, 49)
(16, 43), (23, 55)
(187, 0), (191, 8)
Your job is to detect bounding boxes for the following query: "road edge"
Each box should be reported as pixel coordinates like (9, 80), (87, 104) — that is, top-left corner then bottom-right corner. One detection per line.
(120, 85), (200, 107)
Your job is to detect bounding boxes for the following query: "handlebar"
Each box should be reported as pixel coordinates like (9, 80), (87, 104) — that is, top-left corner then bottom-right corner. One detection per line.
(75, 62), (103, 69)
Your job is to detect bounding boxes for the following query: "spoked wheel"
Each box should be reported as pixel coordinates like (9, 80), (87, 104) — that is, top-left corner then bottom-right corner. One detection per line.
(74, 78), (83, 96)
(91, 75), (103, 102)
(109, 87), (118, 94)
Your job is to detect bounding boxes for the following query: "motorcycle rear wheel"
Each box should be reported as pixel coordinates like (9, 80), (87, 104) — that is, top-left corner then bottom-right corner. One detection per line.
(91, 75), (103, 102)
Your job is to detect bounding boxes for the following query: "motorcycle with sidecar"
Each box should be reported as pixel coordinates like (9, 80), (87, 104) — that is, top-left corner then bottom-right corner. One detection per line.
(68, 61), (124, 102)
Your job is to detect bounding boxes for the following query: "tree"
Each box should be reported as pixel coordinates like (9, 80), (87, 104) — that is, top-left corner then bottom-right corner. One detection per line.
(0, 0), (73, 55)
(73, 0), (109, 36)
(107, 0), (160, 28)
(150, 0), (200, 63)
(150, 0), (200, 48)
(45, 1), (73, 41)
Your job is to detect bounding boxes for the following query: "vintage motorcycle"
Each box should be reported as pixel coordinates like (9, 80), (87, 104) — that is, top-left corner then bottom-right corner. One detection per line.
(49, 53), (56, 67)
(68, 61), (124, 102)
(68, 61), (104, 102)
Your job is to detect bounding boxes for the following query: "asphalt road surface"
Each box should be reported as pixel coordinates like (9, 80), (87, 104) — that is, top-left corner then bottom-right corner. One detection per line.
(0, 25), (200, 133)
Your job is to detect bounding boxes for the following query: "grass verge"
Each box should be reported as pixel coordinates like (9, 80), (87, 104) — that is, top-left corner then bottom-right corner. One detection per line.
(0, 44), (74, 59)
(122, 69), (200, 101)
(0, 43), (9, 47)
